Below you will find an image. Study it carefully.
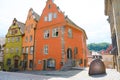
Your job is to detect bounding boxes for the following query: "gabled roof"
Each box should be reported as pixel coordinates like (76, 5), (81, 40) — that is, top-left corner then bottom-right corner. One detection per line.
(17, 21), (25, 34)
(10, 18), (25, 34)
(65, 16), (88, 39)
(30, 8), (40, 22)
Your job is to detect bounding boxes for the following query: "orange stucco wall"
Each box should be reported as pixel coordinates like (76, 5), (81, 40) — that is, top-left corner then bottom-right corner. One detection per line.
(22, 9), (37, 70)
(34, 0), (88, 70)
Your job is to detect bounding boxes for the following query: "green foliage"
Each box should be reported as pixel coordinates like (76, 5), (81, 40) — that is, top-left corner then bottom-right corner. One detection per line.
(87, 42), (110, 51)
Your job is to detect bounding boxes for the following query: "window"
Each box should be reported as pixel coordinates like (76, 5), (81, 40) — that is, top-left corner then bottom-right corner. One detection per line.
(68, 29), (72, 38)
(14, 29), (18, 34)
(48, 13), (52, 21)
(8, 38), (10, 43)
(44, 30), (49, 39)
(16, 37), (20, 42)
(25, 36), (28, 42)
(6, 48), (9, 53)
(52, 28), (58, 37)
(16, 48), (19, 53)
(30, 35), (32, 42)
(7, 59), (11, 66)
(44, 45), (48, 54)
(53, 13), (57, 18)
(48, 4), (51, 9)
(74, 47), (78, 54)
(30, 46), (34, 54)
(12, 37), (14, 42)
(9, 31), (12, 35)
(79, 59), (83, 64)
(44, 16), (48, 21)
(22, 47), (24, 53)
(29, 60), (33, 68)
(38, 60), (41, 64)
(47, 59), (55, 68)
(25, 47), (29, 54)
(10, 48), (14, 53)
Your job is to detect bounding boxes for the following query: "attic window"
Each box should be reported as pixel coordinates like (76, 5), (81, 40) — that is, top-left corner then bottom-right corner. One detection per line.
(48, 13), (52, 21)
(48, 4), (51, 9)
(44, 16), (48, 21)
(53, 13), (57, 18)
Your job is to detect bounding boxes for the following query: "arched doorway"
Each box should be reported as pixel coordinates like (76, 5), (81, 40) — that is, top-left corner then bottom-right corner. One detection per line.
(67, 48), (72, 59)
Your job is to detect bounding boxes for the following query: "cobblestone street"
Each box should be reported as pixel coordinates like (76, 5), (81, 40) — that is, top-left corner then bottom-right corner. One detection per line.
(0, 68), (120, 80)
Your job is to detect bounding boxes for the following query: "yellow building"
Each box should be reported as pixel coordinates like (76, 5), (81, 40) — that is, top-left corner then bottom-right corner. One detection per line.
(105, 0), (120, 71)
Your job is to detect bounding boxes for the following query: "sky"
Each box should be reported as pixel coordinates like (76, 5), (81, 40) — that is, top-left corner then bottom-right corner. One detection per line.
(0, 0), (111, 44)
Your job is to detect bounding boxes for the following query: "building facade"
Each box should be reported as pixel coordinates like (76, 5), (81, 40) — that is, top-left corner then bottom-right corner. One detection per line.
(0, 37), (5, 70)
(21, 8), (39, 70)
(105, 0), (120, 71)
(35, 0), (88, 70)
(4, 18), (24, 71)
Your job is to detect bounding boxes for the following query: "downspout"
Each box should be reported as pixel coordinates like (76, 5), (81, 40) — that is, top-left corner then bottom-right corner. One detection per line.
(33, 24), (36, 70)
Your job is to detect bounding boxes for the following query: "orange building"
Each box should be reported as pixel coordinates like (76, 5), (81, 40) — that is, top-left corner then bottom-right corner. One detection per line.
(21, 8), (39, 70)
(35, 0), (88, 70)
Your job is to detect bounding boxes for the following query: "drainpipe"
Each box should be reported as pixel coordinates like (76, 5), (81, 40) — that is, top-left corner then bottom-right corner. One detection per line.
(33, 25), (36, 70)
(61, 26), (65, 65)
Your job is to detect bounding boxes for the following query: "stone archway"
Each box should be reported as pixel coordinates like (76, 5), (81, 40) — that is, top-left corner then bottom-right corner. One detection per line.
(67, 48), (72, 59)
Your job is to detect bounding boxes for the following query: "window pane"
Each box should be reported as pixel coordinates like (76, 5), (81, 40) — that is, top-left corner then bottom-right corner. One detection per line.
(25, 47), (28, 54)
(68, 29), (72, 38)
(16, 48), (19, 53)
(44, 45), (48, 54)
(44, 16), (48, 21)
(44, 30), (49, 39)
(30, 35), (32, 42)
(48, 13), (52, 21)
(52, 28), (58, 37)
(30, 46), (34, 54)
(53, 13), (57, 18)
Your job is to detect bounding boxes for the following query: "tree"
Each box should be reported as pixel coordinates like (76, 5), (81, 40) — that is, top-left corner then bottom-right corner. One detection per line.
(87, 42), (110, 51)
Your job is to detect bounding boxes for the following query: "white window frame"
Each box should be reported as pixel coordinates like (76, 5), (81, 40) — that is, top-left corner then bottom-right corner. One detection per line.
(44, 16), (48, 21)
(44, 30), (49, 39)
(16, 47), (19, 53)
(44, 45), (48, 54)
(10, 48), (14, 53)
(48, 13), (52, 22)
(25, 47), (29, 54)
(30, 46), (34, 54)
(52, 28), (59, 37)
(16, 37), (20, 42)
(12, 37), (14, 42)
(53, 13), (57, 18)
(68, 28), (72, 38)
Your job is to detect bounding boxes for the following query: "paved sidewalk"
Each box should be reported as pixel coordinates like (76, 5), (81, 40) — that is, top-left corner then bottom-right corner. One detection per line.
(0, 68), (120, 80)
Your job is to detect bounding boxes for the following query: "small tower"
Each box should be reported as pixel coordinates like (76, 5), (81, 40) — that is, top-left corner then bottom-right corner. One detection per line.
(12, 18), (17, 26)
